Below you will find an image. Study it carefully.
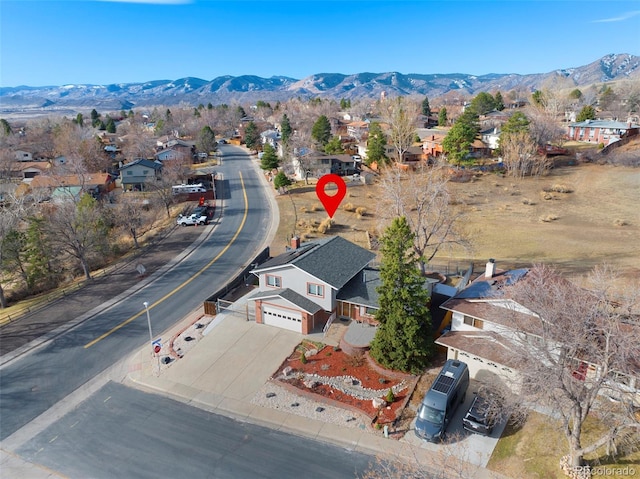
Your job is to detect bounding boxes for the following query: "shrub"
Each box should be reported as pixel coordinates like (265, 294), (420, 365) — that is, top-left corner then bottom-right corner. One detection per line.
(597, 142), (605, 150)
(522, 198), (535, 205)
(540, 214), (559, 223)
(346, 353), (365, 367)
(355, 207), (367, 216)
(300, 206), (308, 213)
(300, 352), (307, 364)
(317, 217), (334, 234)
(333, 346), (341, 352)
(385, 388), (395, 403)
(545, 184), (573, 193)
(343, 202), (355, 212)
(614, 218), (629, 227)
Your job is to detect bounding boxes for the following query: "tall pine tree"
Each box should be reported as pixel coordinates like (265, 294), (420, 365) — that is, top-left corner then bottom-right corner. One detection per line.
(369, 217), (433, 374)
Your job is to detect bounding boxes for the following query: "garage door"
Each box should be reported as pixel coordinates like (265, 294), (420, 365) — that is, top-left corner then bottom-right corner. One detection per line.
(262, 306), (303, 333)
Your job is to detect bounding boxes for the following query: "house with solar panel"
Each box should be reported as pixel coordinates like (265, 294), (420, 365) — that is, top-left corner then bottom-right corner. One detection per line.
(435, 260), (640, 406)
(435, 260), (528, 389)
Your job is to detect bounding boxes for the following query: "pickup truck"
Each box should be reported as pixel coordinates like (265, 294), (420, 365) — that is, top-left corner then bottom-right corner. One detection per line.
(176, 213), (208, 226)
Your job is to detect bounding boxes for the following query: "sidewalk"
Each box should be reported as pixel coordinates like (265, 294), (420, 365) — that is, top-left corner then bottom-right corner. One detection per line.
(126, 294), (509, 479)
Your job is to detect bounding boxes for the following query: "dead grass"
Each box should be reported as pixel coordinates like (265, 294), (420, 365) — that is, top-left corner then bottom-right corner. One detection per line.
(272, 164), (640, 278)
(487, 411), (640, 479)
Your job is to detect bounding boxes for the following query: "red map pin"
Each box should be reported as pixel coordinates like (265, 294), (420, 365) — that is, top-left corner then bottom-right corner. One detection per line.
(316, 174), (347, 218)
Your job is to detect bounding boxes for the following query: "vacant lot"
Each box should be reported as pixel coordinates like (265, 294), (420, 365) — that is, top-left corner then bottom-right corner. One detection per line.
(273, 163), (640, 279)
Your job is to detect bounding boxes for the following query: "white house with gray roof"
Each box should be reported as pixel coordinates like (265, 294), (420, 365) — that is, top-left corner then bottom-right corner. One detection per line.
(248, 236), (376, 334)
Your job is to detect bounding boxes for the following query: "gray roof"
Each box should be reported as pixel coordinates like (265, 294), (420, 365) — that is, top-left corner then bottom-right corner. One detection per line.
(121, 158), (162, 170)
(569, 120), (639, 129)
(255, 236), (375, 289)
(337, 268), (381, 308)
(248, 288), (323, 314)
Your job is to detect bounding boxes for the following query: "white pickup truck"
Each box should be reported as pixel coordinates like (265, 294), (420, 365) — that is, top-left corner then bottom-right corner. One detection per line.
(176, 213), (208, 226)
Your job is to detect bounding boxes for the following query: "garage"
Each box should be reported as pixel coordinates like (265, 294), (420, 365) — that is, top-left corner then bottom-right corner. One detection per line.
(262, 306), (303, 333)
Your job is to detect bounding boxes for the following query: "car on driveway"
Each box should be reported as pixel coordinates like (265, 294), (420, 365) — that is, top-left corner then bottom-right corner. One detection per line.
(177, 213), (208, 226)
(462, 394), (498, 436)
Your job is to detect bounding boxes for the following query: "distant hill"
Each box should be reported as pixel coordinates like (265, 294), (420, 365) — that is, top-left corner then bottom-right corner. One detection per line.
(1, 53), (638, 113)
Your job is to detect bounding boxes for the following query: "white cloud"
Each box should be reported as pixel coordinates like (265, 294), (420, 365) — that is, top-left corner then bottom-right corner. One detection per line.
(592, 10), (640, 23)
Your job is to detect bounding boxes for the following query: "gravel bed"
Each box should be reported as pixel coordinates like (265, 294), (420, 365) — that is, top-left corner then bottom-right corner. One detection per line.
(251, 381), (374, 431)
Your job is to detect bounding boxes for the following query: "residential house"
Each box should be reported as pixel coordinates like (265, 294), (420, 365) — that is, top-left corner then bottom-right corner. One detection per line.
(422, 133), (446, 159)
(567, 119), (640, 145)
(346, 121), (369, 141)
(436, 260), (639, 403)
(14, 150), (33, 162)
(260, 130), (282, 155)
(248, 236), (376, 334)
(28, 172), (116, 201)
(480, 110), (511, 130)
(119, 158), (162, 192)
(292, 152), (361, 180)
(480, 127), (501, 151)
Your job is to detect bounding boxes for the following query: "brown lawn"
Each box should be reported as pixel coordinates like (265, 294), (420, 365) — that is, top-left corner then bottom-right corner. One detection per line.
(271, 162), (640, 279)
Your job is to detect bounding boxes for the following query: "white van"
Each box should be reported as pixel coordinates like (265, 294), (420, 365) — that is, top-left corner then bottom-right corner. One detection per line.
(171, 183), (207, 195)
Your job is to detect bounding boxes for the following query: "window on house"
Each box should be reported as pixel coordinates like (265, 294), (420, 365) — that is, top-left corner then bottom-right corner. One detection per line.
(127, 171), (133, 175)
(321, 159), (330, 165)
(365, 307), (377, 315)
(143, 170), (148, 175)
(266, 275), (281, 287)
(307, 283), (324, 297)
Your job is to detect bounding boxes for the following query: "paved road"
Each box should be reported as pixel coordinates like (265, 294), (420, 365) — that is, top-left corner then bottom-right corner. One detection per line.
(0, 146), (273, 441)
(15, 382), (374, 479)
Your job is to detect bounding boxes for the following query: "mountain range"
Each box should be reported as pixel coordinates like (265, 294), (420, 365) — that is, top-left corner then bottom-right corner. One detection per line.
(1, 53), (638, 114)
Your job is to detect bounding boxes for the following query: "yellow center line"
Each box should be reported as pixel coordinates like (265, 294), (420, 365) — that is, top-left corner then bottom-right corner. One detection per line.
(84, 172), (248, 349)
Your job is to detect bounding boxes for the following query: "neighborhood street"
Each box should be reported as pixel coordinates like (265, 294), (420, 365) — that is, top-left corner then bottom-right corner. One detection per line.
(0, 147), (272, 441)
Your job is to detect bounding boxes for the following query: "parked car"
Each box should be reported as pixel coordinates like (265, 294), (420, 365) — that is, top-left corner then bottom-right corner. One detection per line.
(176, 213), (208, 226)
(462, 394), (498, 436)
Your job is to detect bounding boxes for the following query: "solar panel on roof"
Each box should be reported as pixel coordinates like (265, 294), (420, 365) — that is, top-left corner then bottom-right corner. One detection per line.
(432, 374), (455, 393)
(505, 269), (528, 285)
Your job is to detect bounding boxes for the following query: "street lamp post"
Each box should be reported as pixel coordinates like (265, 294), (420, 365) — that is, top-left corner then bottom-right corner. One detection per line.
(143, 301), (159, 375)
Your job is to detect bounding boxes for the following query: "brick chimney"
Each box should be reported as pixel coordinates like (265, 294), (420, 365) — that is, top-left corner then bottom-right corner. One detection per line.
(291, 235), (300, 250)
(485, 258), (496, 278)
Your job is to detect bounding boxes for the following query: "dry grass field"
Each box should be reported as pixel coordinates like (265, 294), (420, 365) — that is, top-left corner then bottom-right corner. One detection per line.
(272, 162), (640, 280)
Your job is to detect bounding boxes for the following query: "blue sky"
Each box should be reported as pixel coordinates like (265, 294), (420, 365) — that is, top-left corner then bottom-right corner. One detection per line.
(1, 0), (639, 87)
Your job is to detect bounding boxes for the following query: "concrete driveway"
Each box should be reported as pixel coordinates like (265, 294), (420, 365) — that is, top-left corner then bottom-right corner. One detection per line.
(402, 380), (506, 467)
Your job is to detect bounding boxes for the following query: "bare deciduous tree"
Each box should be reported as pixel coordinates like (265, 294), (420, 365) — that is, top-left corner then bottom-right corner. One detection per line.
(499, 264), (640, 470)
(41, 194), (109, 280)
(377, 166), (470, 274)
(380, 96), (418, 164)
(112, 194), (158, 249)
(500, 130), (550, 178)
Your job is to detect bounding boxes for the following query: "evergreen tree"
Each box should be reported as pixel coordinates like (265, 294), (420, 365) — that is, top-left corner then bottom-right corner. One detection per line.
(197, 126), (217, 154)
(90, 109), (100, 121)
(366, 122), (388, 166)
(244, 121), (260, 150)
(470, 92), (497, 115)
(494, 91), (505, 111)
(576, 105), (597, 122)
(532, 90), (545, 107)
(569, 89), (583, 100)
(25, 216), (59, 290)
(324, 136), (344, 154)
(369, 217), (433, 374)
(236, 105), (247, 118)
(273, 171), (292, 192)
(280, 113), (292, 144)
(501, 111), (530, 135)
(105, 118), (116, 133)
(260, 143), (279, 171)
(0, 118), (12, 136)
(311, 115), (332, 147)
(74, 113), (84, 127)
(442, 109), (479, 165)
(98, 120), (107, 131)
(193, 108), (201, 118)
(421, 96), (431, 117)
(438, 107), (447, 126)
